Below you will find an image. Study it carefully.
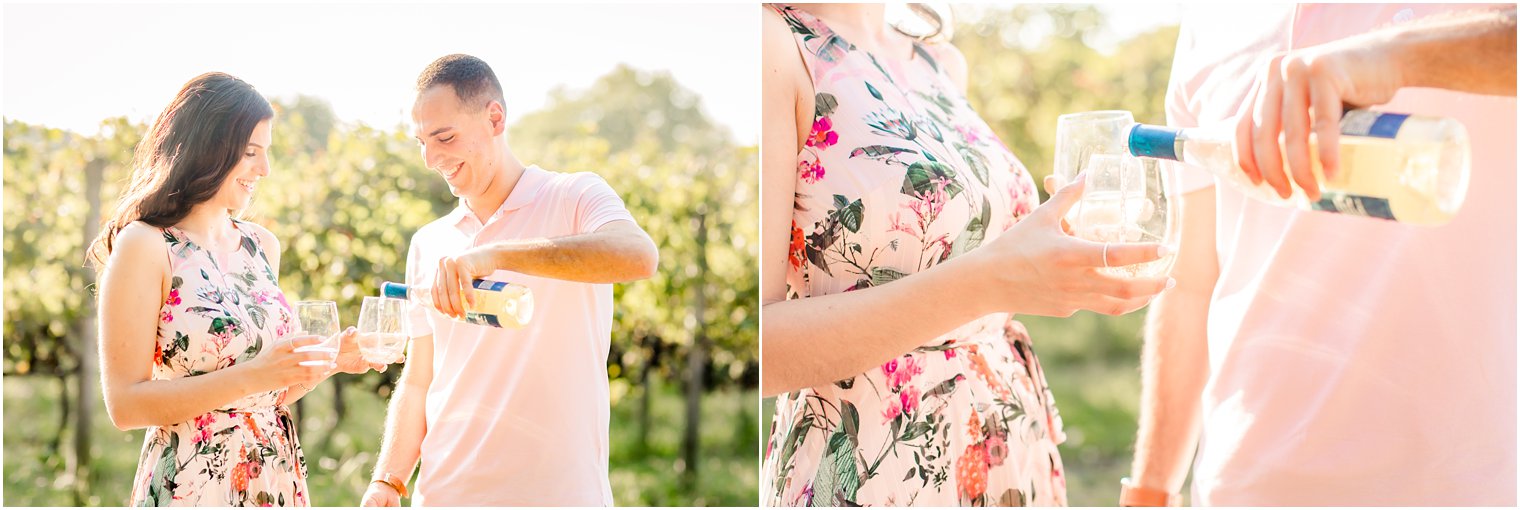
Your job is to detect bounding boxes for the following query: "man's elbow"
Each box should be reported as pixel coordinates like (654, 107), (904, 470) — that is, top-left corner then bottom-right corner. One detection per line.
(628, 240), (659, 281)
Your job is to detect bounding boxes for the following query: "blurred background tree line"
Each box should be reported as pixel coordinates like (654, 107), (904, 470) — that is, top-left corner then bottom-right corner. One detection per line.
(4, 65), (757, 506)
(762, 4), (1181, 506)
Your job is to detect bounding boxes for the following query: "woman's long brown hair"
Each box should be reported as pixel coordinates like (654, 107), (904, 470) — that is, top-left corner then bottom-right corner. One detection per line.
(86, 72), (273, 268)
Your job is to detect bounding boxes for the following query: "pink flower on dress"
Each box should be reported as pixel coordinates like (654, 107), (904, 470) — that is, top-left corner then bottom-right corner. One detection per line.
(806, 116), (839, 149)
(882, 398), (902, 424)
(984, 435), (1008, 467)
(887, 356), (923, 389)
(955, 124), (983, 145)
(899, 385), (921, 416)
(887, 211), (918, 237)
(165, 289), (181, 306)
(161, 311), (174, 323)
(799, 160), (826, 184)
(192, 413), (215, 445)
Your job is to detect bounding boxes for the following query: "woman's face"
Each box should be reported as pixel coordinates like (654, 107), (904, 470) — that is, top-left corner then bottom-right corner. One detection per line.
(210, 119), (273, 212)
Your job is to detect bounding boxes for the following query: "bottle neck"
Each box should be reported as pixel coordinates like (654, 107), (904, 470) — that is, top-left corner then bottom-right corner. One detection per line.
(1127, 124), (1183, 161)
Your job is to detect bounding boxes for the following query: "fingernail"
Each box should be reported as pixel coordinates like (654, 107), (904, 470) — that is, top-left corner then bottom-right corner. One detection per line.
(1165, 278), (1177, 290)
(1157, 245), (1171, 257)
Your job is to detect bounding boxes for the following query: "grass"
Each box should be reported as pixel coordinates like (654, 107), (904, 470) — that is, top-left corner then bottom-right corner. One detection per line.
(3, 374), (758, 506)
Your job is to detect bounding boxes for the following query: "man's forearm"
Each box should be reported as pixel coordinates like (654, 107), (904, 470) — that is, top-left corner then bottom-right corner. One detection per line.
(1131, 187), (1217, 495)
(371, 378), (427, 490)
(479, 223), (658, 284)
(1393, 7), (1517, 95)
(1131, 290), (1212, 493)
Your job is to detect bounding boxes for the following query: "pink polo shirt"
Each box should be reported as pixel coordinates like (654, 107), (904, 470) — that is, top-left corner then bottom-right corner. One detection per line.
(1169, 4), (1516, 505)
(402, 165), (634, 506)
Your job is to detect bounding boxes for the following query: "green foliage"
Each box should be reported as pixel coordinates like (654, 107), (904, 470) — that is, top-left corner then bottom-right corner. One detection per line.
(511, 65), (759, 390)
(3, 375), (758, 506)
(954, 4), (1179, 200)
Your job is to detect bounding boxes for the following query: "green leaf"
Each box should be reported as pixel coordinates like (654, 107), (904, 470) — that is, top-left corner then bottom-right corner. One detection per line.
(836, 198), (864, 233)
(815, 93), (839, 118)
(244, 303), (268, 331)
(866, 81), (883, 101)
(240, 335), (262, 362)
(900, 161), (963, 199)
(869, 267), (909, 286)
(957, 143), (990, 186)
(948, 197), (991, 260)
(899, 421), (933, 441)
(840, 400), (860, 441)
(810, 431), (861, 506)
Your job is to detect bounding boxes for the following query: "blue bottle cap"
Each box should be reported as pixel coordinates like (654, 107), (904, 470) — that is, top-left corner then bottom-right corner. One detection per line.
(1128, 124), (1181, 160)
(380, 282), (409, 299)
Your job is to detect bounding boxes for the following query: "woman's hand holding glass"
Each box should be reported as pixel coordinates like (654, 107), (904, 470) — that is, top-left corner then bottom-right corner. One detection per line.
(966, 175), (1175, 318)
(240, 335), (335, 394)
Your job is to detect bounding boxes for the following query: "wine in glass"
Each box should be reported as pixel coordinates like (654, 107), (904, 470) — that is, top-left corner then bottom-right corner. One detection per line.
(357, 296), (409, 364)
(291, 300), (340, 367)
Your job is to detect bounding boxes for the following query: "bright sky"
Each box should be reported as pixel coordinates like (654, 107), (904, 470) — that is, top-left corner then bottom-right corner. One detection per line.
(3, 3), (760, 143)
(3, 3), (1179, 147)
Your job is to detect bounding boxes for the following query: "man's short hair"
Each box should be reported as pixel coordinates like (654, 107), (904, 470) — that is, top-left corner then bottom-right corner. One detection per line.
(416, 54), (505, 112)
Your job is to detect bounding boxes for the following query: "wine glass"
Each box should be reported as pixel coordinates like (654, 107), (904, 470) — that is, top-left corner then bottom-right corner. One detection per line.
(1055, 111), (1181, 278)
(291, 300), (340, 366)
(357, 296), (409, 364)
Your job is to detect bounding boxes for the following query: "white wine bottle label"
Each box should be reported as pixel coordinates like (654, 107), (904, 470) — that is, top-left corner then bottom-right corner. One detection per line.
(1311, 191), (1396, 221)
(462, 279), (508, 328)
(1341, 110), (1410, 139)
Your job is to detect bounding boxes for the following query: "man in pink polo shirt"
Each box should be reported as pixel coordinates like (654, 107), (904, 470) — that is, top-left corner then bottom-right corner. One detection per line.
(360, 54), (658, 506)
(1126, 5), (1515, 506)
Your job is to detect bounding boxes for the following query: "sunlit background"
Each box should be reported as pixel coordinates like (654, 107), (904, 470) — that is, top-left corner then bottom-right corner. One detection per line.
(4, 3), (758, 506)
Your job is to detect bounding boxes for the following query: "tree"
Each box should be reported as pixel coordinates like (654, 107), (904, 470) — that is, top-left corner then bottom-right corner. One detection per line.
(510, 65), (758, 484)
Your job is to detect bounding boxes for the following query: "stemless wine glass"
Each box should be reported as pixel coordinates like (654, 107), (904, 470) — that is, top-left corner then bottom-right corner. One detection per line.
(291, 300), (340, 366)
(357, 296), (409, 364)
(1055, 111), (1180, 277)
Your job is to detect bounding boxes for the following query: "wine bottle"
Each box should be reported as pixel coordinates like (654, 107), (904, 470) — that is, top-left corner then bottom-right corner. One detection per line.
(1126, 110), (1470, 226)
(381, 279), (534, 328)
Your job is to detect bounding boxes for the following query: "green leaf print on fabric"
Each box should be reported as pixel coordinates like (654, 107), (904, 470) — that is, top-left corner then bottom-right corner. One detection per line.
(831, 195), (865, 233)
(147, 433), (180, 506)
(901, 161), (964, 199)
(244, 302), (268, 331)
(840, 400), (861, 440)
(958, 143), (991, 186)
(209, 317), (241, 337)
(810, 430), (862, 506)
(815, 93), (839, 118)
(239, 335), (263, 364)
(869, 267), (909, 286)
(949, 197), (992, 260)
(865, 81), (883, 101)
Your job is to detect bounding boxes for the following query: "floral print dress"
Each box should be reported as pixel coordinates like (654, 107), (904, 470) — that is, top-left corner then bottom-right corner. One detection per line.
(129, 219), (308, 506)
(762, 5), (1067, 506)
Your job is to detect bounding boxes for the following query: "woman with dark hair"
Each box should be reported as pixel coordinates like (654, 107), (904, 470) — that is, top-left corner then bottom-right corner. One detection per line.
(89, 72), (380, 506)
(759, 4), (1172, 506)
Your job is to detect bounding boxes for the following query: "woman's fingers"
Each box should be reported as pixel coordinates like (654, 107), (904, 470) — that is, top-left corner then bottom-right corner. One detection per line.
(1037, 173), (1087, 223)
(1077, 241), (1168, 268)
(289, 335), (323, 349)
